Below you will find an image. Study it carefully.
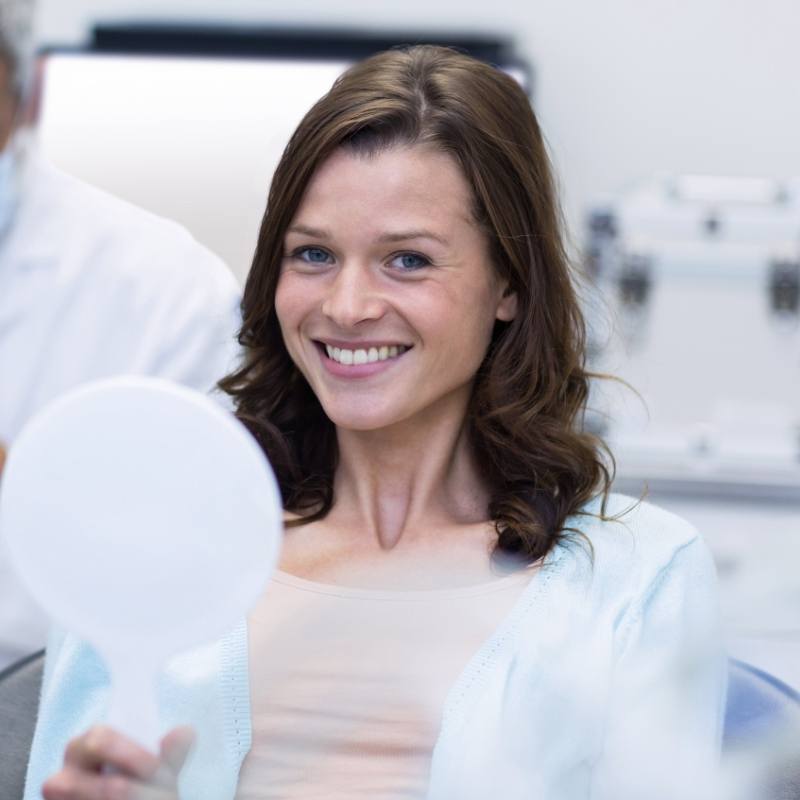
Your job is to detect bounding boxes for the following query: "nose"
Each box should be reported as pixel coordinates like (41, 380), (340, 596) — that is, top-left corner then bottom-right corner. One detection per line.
(321, 262), (387, 328)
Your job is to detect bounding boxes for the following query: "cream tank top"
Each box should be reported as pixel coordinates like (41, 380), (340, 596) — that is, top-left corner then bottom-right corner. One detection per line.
(235, 569), (531, 799)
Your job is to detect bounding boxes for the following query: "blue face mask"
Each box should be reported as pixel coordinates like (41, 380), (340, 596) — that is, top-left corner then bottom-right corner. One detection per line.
(0, 142), (19, 241)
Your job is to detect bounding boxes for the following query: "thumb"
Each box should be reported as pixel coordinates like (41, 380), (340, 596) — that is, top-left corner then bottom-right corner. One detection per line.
(159, 726), (195, 776)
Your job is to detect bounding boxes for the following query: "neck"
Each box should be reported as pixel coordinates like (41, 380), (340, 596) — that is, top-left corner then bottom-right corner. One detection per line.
(332, 392), (490, 551)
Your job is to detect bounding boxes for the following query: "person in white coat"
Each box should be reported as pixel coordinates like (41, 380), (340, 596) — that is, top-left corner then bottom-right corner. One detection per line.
(0, 5), (243, 670)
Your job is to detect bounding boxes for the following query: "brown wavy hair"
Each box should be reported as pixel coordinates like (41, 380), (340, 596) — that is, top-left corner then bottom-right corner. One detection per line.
(220, 45), (615, 566)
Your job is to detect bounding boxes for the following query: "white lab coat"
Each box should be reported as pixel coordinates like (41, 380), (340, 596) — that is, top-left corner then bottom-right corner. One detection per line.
(0, 154), (243, 669)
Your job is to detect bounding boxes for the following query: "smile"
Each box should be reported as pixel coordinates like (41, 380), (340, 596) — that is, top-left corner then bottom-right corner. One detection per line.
(324, 344), (409, 366)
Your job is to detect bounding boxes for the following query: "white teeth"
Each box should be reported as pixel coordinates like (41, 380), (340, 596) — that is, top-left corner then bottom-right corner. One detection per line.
(323, 343), (408, 365)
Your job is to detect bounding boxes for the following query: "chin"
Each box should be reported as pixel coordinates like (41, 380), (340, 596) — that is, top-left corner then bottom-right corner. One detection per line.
(321, 400), (406, 433)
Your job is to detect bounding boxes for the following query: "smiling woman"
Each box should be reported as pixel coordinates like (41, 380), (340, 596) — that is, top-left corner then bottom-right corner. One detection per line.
(30, 45), (726, 800)
(224, 47), (609, 566)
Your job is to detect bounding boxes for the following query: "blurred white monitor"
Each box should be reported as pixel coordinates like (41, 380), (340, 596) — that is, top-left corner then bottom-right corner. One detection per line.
(37, 53), (348, 283)
(36, 50), (528, 284)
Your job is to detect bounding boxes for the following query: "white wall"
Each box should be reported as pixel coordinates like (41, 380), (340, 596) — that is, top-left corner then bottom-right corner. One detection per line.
(34, 0), (800, 242)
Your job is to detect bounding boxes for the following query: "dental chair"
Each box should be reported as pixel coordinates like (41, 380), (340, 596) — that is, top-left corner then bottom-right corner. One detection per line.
(0, 649), (44, 800)
(1, 652), (799, 799)
(725, 659), (800, 799)
(725, 659), (800, 745)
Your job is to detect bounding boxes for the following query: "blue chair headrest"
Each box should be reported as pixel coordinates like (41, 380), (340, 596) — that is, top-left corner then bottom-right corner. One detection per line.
(724, 658), (800, 747)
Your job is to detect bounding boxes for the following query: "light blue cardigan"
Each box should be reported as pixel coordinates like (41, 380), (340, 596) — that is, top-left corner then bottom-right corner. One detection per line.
(24, 495), (727, 800)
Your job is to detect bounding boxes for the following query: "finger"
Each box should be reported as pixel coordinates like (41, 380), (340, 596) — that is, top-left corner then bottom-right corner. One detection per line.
(43, 766), (135, 800)
(129, 726), (196, 790)
(159, 726), (195, 776)
(144, 726), (195, 787)
(64, 725), (160, 780)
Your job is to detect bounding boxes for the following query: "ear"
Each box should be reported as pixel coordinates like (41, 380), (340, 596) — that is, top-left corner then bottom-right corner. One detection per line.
(495, 285), (518, 322)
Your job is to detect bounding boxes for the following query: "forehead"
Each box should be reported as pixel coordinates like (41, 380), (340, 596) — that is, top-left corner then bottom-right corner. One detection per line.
(293, 145), (477, 232)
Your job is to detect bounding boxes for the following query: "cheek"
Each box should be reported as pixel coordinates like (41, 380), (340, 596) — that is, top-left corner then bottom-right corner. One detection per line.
(416, 286), (498, 375)
(274, 273), (309, 338)
(438, 279), (501, 346)
(274, 275), (318, 370)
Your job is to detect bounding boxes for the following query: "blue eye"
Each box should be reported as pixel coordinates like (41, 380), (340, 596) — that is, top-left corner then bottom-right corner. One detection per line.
(295, 247), (333, 264)
(392, 252), (430, 271)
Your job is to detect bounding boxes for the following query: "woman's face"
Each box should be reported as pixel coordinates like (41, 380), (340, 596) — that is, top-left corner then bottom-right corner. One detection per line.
(275, 144), (517, 433)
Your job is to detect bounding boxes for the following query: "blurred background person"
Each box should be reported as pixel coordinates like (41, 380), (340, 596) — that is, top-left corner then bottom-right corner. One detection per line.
(0, 0), (242, 670)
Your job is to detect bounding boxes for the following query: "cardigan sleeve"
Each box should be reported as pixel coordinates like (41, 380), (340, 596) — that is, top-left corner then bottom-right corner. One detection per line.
(23, 623), (247, 800)
(590, 532), (728, 800)
(23, 628), (111, 800)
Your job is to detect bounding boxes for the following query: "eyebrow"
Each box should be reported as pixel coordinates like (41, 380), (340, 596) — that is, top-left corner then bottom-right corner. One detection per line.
(287, 224), (332, 239)
(378, 230), (450, 246)
(286, 224), (450, 246)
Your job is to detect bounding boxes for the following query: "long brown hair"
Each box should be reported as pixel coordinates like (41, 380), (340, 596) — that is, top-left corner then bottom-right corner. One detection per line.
(220, 45), (614, 565)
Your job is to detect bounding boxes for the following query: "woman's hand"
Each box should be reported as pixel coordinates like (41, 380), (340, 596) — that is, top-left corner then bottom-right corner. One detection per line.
(41, 725), (195, 800)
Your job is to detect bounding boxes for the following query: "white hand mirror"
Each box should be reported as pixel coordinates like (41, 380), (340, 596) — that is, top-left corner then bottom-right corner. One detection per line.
(0, 376), (283, 751)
